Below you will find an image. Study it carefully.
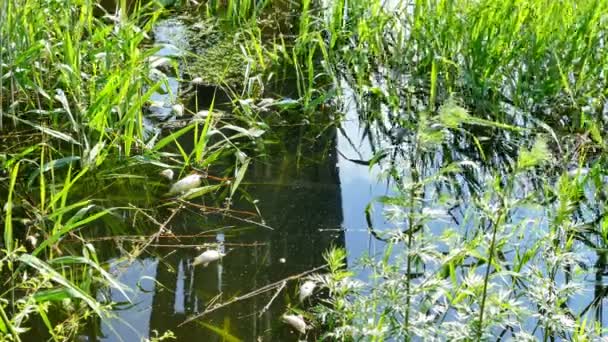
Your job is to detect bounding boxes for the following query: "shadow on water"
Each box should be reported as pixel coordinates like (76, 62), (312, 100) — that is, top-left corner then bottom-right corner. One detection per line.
(70, 125), (346, 341)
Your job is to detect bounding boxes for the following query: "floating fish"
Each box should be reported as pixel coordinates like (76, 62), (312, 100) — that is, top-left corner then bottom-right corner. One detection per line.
(192, 249), (225, 267)
(299, 280), (316, 302)
(168, 174), (203, 195)
(282, 314), (307, 334)
(148, 56), (173, 71)
(159, 169), (174, 181)
(25, 235), (38, 249)
(171, 104), (184, 117)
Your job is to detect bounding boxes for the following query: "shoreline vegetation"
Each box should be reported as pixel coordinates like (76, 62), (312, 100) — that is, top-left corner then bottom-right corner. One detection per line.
(1, 0), (608, 340)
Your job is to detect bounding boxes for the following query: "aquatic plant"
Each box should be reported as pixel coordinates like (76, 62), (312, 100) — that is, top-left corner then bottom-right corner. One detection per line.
(179, 1), (608, 338)
(2, 0), (608, 339)
(0, 0), (256, 339)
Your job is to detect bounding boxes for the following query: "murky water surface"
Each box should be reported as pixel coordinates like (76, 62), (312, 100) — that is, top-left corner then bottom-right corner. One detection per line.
(57, 17), (388, 342)
(21, 13), (608, 341)
(88, 90), (385, 341)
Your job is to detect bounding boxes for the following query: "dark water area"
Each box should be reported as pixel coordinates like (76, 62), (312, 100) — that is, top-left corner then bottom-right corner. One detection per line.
(91, 150), (346, 341)
(64, 122), (385, 341)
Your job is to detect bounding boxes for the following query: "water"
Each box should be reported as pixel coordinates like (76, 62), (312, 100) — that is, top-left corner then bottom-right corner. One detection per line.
(76, 18), (608, 340)
(81, 115), (385, 341)
(27, 15), (391, 340)
(18, 11), (608, 342)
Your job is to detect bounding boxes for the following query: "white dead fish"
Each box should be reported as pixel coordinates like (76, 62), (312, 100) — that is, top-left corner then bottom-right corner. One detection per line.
(194, 110), (211, 119)
(94, 52), (107, 60)
(25, 235), (38, 249)
(147, 100), (165, 112)
(194, 110), (225, 119)
(282, 314), (307, 334)
(191, 77), (204, 85)
(159, 169), (174, 181)
(168, 174), (203, 195)
(148, 56), (173, 70)
(192, 249), (225, 267)
(257, 98), (275, 111)
(171, 104), (184, 117)
(299, 280), (316, 302)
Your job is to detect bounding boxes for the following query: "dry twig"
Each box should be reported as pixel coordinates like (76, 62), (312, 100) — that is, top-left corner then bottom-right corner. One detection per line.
(179, 264), (327, 326)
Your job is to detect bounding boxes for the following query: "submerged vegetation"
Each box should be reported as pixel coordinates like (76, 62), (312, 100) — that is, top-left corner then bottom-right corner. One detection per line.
(1, 0), (608, 340)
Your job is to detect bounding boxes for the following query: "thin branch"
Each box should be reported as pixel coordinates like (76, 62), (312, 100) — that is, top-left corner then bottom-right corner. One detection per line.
(179, 265), (327, 327)
(130, 205), (181, 258)
(178, 199), (274, 230)
(259, 281), (286, 318)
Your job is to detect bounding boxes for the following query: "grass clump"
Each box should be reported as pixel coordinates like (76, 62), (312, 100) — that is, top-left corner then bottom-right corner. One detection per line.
(217, 0), (608, 340)
(0, 0), (254, 339)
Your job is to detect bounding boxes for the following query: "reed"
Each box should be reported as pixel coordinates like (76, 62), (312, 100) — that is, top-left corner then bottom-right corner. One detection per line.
(0, 0), (248, 339)
(222, 0), (608, 340)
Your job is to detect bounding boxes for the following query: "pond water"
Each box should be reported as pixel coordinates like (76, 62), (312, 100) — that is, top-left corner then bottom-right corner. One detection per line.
(55, 17), (391, 342)
(84, 87), (387, 342)
(18, 11), (608, 342)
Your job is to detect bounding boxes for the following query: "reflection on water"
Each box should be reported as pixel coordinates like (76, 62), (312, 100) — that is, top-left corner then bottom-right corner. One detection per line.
(78, 72), (396, 341)
(89, 125), (362, 341)
(51, 8), (608, 342)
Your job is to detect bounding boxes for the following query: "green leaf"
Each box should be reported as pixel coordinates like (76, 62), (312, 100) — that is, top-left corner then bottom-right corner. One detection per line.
(33, 288), (73, 303)
(197, 321), (242, 342)
(230, 158), (250, 197)
(5, 162), (20, 254)
(153, 124), (195, 151)
(182, 185), (221, 200)
(19, 254), (105, 317)
(48, 256), (131, 302)
(33, 209), (111, 257)
(516, 138), (551, 170)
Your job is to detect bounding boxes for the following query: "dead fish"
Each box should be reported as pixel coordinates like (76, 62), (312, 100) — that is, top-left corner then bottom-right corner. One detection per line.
(282, 314), (307, 334)
(191, 77), (204, 85)
(94, 52), (107, 60)
(168, 174), (203, 195)
(192, 249), (225, 267)
(159, 169), (174, 181)
(148, 56), (173, 71)
(25, 235), (38, 249)
(171, 104), (184, 117)
(299, 280), (316, 302)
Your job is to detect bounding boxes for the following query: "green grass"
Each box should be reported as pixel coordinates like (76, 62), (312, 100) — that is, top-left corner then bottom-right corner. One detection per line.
(0, 0), (257, 339)
(2, 0), (608, 339)
(220, 0), (608, 340)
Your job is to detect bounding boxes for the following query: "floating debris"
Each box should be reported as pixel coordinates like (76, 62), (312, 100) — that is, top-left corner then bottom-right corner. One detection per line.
(279, 257), (286, 264)
(194, 110), (212, 119)
(94, 52), (107, 60)
(160, 169), (174, 181)
(146, 101), (167, 115)
(168, 174), (203, 195)
(192, 249), (224, 267)
(191, 77), (204, 85)
(282, 314), (307, 334)
(299, 280), (316, 302)
(257, 98), (275, 108)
